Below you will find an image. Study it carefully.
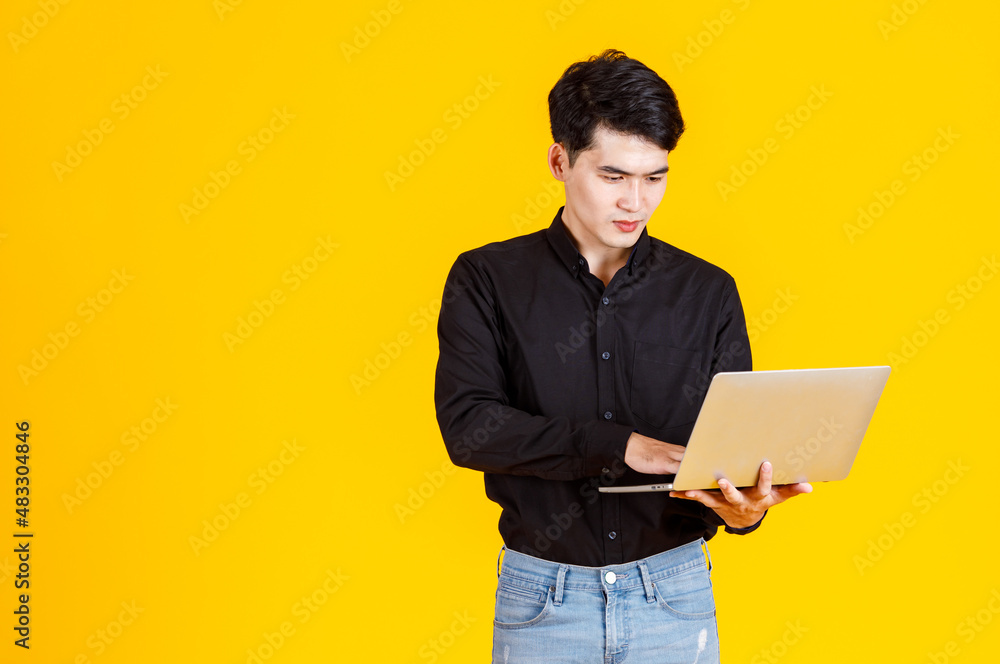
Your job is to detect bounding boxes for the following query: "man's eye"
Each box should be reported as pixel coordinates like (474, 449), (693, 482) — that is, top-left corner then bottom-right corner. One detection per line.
(648, 177), (663, 183)
(604, 176), (622, 182)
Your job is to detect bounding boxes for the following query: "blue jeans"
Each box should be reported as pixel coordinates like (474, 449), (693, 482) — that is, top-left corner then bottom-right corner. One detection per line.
(492, 539), (720, 663)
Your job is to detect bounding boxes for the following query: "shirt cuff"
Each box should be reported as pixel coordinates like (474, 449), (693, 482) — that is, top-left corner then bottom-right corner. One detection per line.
(584, 422), (636, 476)
(724, 509), (767, 535)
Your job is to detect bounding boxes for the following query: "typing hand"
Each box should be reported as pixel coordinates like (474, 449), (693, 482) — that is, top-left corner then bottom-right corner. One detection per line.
(623, 432), (686, 475)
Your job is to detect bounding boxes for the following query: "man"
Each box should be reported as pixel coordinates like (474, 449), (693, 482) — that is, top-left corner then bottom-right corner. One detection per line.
(434, 49), (811, 663)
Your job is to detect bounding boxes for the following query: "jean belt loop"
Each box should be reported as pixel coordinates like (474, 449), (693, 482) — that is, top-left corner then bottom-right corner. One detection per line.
(553, 565), (568, 606)
(497, 545), (506, 578)
(637, 560), (656, 604)
(701, 538), (713, 573)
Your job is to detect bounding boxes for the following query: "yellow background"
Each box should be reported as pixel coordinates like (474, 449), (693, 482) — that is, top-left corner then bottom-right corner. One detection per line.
(2, 0), (998, 661)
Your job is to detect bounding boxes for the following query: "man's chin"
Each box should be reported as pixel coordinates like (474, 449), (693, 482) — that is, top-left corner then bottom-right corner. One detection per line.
(605, 229), (642, 247)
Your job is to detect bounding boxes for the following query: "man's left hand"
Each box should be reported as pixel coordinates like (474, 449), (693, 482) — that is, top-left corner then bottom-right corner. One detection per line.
(668, 461), (812, 530)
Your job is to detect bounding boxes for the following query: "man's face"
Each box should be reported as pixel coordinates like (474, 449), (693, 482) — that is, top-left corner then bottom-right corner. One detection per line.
(549, 125), (670, 255)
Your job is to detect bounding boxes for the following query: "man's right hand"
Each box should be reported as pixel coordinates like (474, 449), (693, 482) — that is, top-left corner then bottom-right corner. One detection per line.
(623, 432), (686, 475)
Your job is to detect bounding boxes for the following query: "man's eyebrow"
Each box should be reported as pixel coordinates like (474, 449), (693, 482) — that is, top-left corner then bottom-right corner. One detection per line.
(596, 164), (669, 176)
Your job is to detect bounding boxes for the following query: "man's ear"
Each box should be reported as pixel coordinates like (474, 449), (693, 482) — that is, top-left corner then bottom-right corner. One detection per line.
(547, 142), (569, 182)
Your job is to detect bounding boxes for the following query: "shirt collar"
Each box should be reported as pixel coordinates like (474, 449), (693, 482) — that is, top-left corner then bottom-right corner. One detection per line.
(545, 206), (651, 277)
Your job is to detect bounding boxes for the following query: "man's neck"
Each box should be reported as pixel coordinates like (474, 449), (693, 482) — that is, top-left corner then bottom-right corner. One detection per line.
(586, 251), (628, 288)
(562, 218), (632, 288)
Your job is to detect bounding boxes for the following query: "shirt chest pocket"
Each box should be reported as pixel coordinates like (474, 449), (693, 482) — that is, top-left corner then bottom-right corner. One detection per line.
(629, 341), (705, 434)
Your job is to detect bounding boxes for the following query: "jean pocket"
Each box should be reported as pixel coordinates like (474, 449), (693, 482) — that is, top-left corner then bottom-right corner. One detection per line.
(652, 566), (716, 620)
(494, 577), (553, 629)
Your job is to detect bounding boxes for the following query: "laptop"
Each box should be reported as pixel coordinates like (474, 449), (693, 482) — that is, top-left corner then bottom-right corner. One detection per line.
(598, 366), (891, 492)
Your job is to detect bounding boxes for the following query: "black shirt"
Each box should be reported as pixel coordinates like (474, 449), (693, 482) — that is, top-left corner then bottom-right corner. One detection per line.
(434, 206), (761, 567)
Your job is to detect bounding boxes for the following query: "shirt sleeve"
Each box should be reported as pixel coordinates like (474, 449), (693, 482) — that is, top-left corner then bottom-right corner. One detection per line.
(434, 253), (635, 481)
(710, 277), (753, 376)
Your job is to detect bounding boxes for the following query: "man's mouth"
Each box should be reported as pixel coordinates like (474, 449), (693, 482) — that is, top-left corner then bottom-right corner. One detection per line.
(613, 220), (640, 232)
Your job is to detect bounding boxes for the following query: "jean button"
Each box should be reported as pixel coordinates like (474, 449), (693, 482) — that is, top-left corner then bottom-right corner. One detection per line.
(604, 571), (616, 584)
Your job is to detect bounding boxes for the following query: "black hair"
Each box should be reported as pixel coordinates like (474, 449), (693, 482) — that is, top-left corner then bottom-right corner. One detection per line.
(548, 49), (685, 167)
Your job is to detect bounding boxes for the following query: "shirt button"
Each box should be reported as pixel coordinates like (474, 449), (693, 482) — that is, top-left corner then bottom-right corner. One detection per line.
(602, 467), (610, 474)
(602, 351), (610, 360)
(608, 531), (617, 540)
(602, 297), (610, 305)
(603, 411), (613, 420)
(605, 571), (617, 584)
(578, 258), (585, 265)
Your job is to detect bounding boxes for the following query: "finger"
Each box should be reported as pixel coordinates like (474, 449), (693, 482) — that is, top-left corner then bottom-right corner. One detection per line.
(660, 458), (682, 475)
(755, 461), (773, 498)
(671, 444), (688, 458)
(662, 443), (685, 462)
(661, 446), (686, 474)
(715, 478), (744, 505)
(784, 482), (812, 496)
(670, 490), (726, 510)
(766, 482), (813, 506)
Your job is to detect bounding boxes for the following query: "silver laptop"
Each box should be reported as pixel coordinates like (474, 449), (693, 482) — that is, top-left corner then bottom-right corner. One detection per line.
(599, 366), (891, 492)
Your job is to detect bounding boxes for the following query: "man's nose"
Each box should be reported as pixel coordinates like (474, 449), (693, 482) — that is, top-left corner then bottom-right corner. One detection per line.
(619, 182), (641, 211)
